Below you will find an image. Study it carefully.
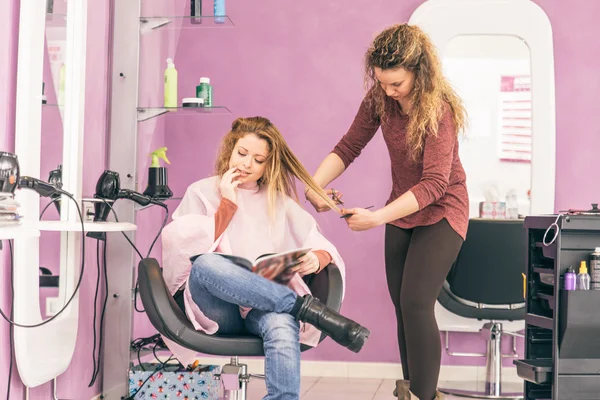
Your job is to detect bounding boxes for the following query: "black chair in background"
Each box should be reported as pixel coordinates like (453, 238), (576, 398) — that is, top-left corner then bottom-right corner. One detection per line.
(436, 218), (527, 399)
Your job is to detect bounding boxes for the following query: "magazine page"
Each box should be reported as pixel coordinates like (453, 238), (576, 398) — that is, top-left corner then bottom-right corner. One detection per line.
(253, 248), (311, 285)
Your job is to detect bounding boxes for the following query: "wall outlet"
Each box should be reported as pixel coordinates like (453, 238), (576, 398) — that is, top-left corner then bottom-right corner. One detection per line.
(46, 297), (61, 316)
(82, 199), (96, 222)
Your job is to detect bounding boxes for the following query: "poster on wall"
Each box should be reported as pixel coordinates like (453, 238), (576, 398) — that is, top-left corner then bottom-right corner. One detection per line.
(498, 75), (531, 163)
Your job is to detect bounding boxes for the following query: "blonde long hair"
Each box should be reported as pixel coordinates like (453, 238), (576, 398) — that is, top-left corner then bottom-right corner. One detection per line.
(215, 117), (340, 216)
(365, 23), (466, 160)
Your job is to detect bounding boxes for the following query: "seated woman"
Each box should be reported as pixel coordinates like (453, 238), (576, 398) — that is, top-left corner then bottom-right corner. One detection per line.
(161, 116), (370, 400)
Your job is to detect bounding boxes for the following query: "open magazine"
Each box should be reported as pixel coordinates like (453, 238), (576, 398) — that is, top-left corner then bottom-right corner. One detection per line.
(191, 248), (311, 285)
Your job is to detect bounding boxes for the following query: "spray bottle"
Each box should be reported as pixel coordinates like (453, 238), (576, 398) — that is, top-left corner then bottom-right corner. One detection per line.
(577, 261), (591, 290)
(143, 147), (173, 199)
(564, 266), (576, 291)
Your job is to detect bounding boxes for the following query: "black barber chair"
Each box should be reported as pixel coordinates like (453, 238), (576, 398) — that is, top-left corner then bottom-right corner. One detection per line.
(137, 258), (343, 399)
(437, 218), (526, 399)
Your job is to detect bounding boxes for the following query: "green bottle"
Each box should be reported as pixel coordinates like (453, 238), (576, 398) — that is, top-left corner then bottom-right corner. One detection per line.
(196, 77), (212, 107)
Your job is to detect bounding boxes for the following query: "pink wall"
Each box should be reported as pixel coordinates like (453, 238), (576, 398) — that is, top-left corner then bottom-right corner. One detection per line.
(2, 0), (600, 397)
(133, 0), (600, 366)
(133, 0), (526, 366)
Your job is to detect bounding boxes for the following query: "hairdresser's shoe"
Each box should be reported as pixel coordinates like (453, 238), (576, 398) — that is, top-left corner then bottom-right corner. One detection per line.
(295, 295), (370, 353)
(393, 380), (422, 399)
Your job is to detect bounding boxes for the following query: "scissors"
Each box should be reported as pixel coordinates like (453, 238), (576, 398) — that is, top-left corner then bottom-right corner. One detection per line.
(330, 188), (344, 205)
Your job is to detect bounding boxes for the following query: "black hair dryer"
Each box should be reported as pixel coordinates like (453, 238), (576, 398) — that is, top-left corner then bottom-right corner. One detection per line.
(93, 170), (120, 222)
(0, 152), (20, 195)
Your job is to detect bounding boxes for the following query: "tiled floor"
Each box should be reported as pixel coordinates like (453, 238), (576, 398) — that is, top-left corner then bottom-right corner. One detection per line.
(244, 377), (523, 399)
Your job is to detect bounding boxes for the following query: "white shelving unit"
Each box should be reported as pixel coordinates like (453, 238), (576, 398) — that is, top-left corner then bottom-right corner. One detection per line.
(102, 4), (235, 398)
(0, 224), (40, 240)
(38, 220), (137, 232)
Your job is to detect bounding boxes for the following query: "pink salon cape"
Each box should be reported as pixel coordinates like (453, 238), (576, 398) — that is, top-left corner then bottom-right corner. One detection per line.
(160, 176), (346, 366)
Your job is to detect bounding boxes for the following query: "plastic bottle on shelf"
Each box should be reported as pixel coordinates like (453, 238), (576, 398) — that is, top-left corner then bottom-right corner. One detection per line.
(564, 266), (576, 291)
(191, 0), (202, 24)
(214, 0), (226, 24)
(590, 247), (600, 290)
(164, 58), (178, 108)
(196, 77), (212, 108)
(506, 188), (518, 219)
(576, 261), (590, 290)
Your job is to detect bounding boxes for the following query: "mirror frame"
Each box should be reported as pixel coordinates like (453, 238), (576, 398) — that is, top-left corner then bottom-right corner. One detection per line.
(409, 0), (556, 215)
(13, 0), (88, 387)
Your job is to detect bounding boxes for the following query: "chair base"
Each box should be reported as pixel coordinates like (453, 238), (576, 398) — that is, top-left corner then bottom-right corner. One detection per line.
(439, 381), (523, 399)
(440, 322), (524, 400)
(216, 357), (265, 400)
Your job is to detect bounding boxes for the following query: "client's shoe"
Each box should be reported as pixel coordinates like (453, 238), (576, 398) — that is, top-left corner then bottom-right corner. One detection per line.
(392, 380), (444, 399)
(294, 295), (370, 352)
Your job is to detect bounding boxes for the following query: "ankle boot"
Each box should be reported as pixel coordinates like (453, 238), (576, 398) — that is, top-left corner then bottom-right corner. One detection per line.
(393, 380), (444, 400)
(393, 380), (421, 399)
(294, 295), (370, 352)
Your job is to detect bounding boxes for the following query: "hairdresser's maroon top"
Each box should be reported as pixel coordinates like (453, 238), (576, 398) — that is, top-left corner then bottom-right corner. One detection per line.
(332, 95), (469, 239)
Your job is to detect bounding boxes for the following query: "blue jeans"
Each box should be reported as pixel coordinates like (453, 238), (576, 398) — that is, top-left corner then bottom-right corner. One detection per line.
(188, 253), (301, 400)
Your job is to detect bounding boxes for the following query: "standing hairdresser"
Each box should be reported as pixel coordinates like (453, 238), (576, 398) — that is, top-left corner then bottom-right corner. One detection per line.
(305, 23), (469, 400)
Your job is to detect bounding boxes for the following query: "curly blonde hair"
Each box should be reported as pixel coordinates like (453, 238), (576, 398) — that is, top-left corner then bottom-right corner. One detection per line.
(365, 23), (466, 160)
(215, 117), (340, 216)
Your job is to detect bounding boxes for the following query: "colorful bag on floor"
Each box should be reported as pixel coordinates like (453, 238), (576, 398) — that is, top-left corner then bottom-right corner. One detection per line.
(128, 363), (221, 399)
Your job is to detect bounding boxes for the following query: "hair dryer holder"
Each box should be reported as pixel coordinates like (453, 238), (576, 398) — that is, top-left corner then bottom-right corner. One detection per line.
(143, 167), (173, 199)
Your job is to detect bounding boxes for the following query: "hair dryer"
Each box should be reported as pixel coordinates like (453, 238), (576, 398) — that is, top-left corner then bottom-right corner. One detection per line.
(19, 176), (71, 198)
(93, 170), (157, 222)
(92, 170), (120, 222)
(0, 152), (20, 195)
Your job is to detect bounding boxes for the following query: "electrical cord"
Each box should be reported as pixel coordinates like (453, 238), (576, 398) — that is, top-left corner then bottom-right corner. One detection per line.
(99, 199), (143, 259)
(99, 198), (169, 313)
(0, 193), (86, 328)
(145, 201), (169, 259)
(6, 240), (14, 400)
(93, 237), (109, 386)
(130, 333), (169, 373)
(88, 240), (101, 386)
(39, 198), (58, 219)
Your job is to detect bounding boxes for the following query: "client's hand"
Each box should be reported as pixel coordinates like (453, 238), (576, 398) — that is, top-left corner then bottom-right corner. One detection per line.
(291, 251), (320, 276)
(219, 167), (241, 204)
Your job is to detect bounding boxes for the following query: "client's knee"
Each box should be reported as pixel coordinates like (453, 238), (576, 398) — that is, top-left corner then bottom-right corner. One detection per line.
(190, 253), (224, 282)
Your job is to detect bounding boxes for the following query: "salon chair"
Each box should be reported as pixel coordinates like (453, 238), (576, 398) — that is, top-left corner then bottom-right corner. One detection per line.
(436, 218), (526, 399)
(137, 258), (343, 399)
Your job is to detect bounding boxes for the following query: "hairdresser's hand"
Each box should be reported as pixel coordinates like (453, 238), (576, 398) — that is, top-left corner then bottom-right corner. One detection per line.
(305, 188), (343, 212)
(219, 167), (241, 204)
(291, 251), (320, 276)
(342, 207), (384, 231)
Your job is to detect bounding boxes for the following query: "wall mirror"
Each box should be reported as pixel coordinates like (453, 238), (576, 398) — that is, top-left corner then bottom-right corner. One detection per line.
(13, 0), (88, 388)
(443, 34), (532, 216)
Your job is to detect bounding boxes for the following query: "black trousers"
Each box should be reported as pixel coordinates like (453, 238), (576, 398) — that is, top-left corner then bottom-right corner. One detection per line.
(385, 218), (464, 400)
